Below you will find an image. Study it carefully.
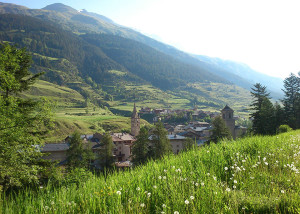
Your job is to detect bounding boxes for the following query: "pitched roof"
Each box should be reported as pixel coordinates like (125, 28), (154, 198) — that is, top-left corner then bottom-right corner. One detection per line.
(222, 105), (233, 111)
(42, 143), (69, 152)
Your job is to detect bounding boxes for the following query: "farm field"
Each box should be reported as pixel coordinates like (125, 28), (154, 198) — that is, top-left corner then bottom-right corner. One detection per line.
(1, 130), (299, 213)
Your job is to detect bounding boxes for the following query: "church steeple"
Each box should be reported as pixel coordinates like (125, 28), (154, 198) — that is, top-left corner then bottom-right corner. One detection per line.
(131, 103), (140, 136)
(221, 105), (235, 138)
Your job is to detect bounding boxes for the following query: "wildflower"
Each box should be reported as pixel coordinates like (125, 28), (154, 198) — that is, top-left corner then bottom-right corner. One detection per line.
(250, 177), (254, 179)
(226, 188), (231, 192)
(190, 196), (194, 200)
(158, 176), (162, 179)
(51, 201), (55, 205)
(140, 203), (145, 207)
(164, 169), (167, 173)
(40, 186), (43, 189)
(207, 173), (210, 176)
(201, 182), (204, 186)
(172, 166), (175, 169)
(281, 190), (285, 194)
(263, 157), (266, 161)
(162, 204), (166, 208)
(242, 160), (246, 163)
(234, 180), (237, 184)
(136, 187), (140, 191)
(224, 167), (228, 170)
(153, 185), (157, 189)
(195, 183), (199, 186)
(264, 162), (268, 165)
(213, 176), (217, 180)
(128, 199), (132, 203)
(185, 199), (189, 205)
(163, 176), (166, 180)
(161, 212), (165, 214)
(233, 185), (236, 189)
(116, 191), (121, 195)
(147, 192), (151, 198)
(174, 211), (179, 214)
(119, 187), (122, 190)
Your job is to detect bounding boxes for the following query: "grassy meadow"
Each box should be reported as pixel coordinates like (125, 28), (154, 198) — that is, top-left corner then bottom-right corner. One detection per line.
(1, 130), (299, 213)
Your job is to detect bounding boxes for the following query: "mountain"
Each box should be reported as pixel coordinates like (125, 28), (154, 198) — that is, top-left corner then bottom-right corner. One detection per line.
(0, 2), (283, 97)
(193, 55), (284, 98)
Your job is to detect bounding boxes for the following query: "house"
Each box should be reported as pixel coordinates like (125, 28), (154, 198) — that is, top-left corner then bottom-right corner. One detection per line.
(42, 143), (69, 164)
(168, 134), (186, 154)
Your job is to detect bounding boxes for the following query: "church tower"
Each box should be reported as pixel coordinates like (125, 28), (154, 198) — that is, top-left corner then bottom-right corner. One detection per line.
(131, 103), (140, 136)
(221, 105), (235, 138)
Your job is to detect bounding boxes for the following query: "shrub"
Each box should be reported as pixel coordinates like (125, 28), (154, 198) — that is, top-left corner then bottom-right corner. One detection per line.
(278, 124), (292, 133)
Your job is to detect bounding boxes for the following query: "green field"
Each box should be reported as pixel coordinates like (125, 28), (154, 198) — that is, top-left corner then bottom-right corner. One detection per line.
(23, 80), (253, 142)
(1, 130), (299, 213)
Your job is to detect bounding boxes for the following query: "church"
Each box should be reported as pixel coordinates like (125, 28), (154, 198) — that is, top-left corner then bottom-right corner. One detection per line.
(221, 105), (247, 139)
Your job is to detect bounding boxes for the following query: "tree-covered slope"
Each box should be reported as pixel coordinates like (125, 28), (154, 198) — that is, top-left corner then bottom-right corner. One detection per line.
(0, 2), (282, 96)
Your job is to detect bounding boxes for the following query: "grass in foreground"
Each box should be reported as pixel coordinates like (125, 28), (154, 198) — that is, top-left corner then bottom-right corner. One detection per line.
(1, 131), (299, 213)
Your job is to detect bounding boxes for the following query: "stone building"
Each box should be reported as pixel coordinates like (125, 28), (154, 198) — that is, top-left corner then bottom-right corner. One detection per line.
(221, 105), (247, 139)
(131, 103), (140, 136)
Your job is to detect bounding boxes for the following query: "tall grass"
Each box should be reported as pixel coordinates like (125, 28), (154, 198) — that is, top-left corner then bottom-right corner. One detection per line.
(1, 131), (300, 213)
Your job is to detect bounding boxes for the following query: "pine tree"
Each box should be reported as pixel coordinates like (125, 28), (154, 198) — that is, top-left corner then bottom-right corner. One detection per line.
(151, 122), (171, 159)
(131, 127), (149, 165)
(0, 43), (53, 190)
(282, 73), (300, 129)
(99, 132), (114, 169)
(67, 131), (94, 169)
(209, 116), (232, 143)
(250, 83), (276, 135)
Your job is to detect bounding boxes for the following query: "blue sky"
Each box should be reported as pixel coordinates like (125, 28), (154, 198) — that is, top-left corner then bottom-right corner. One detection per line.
(3, 0), (300, 79)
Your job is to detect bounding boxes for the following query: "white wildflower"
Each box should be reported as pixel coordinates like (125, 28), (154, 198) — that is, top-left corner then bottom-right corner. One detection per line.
(226, 188), (231, 192)
(140, 203), (145, 207)
(174, 211), (179, 214)
(224, 167), (228, 170)
(162, 204), (166, 208)
(158, 176), (162, 179)
(116, 191), (121, 195)
(190, 196), (194, 200)
(147, 192), (151, 198)
(185, 199), (189, 205)
(136, 187), (140, 191)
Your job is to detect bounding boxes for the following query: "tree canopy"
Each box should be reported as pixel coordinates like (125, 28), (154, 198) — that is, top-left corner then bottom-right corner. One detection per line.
(0, 43), (53, 190)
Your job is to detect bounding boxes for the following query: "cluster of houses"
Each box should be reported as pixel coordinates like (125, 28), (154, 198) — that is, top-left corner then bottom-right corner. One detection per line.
(42, 104), (246, 167)
(139, 106), (220, 122)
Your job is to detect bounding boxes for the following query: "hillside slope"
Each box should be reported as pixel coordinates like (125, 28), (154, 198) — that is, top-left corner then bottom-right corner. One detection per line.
(0, 2), (283, 96)
(2, 130), (300, 213)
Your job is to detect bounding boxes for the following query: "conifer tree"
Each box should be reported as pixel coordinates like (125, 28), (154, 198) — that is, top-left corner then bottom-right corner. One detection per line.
(282, 73), (300, 129)
(67, 131), (94, 169)
(209, 116), (231, 143)
(250, 83), (277, 135)
(131, 127), (149, 165)
(0, 43), (53, 190)
(99, 132), (114, 169)
(151, 122), (171, 159)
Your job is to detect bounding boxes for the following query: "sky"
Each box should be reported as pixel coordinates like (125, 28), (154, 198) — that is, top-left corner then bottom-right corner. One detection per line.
(3, 0), (300, 79)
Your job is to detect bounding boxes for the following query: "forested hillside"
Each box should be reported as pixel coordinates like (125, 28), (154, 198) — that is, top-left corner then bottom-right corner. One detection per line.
(0, 2), (283, 96)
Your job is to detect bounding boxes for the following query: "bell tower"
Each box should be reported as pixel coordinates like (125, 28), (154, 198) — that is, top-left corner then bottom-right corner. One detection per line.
(221, 105), (235, 138)
(131, 103), (140, 136)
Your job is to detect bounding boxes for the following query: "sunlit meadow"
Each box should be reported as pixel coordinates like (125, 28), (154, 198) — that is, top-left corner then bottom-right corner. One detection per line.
(1, 131), (300, 213)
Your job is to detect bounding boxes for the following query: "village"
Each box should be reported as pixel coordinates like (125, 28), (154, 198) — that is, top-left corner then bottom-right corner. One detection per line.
(42, 104), (247, 168)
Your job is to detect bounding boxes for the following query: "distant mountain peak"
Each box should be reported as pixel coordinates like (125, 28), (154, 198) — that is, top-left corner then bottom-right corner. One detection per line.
(42, 3), (78, 13)
(78, 9), (87, 13)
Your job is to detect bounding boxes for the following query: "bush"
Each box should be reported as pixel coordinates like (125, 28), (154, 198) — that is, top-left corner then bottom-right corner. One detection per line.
(278, 124), (292, 133)
(64, 168), (93, 186)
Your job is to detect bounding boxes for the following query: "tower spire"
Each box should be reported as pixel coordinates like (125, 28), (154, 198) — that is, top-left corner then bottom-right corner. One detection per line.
(131, 103), (140, 136)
